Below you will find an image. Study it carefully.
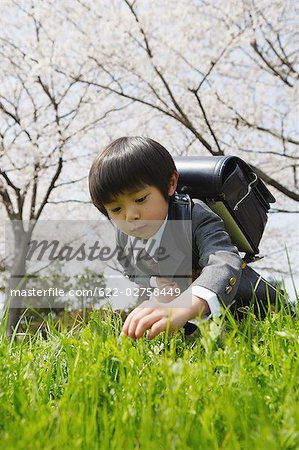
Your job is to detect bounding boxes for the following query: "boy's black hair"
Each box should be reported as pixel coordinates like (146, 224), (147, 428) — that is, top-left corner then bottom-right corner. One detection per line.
(89, 136), (177, 217)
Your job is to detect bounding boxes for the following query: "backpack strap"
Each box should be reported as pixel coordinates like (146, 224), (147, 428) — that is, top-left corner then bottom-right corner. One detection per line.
(168, 193), (198, 262)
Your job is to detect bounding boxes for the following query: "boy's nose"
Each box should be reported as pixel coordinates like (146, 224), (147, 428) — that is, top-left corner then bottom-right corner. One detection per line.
(126, 206), (140, 221)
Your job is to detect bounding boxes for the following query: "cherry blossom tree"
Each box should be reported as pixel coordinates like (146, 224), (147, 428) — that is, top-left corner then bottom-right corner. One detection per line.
(66, 0), (298, 205)
(0, 1), (125, 332)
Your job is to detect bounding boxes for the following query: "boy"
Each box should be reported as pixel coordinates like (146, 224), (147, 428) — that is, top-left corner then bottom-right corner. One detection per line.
(89, 136), (278, 340)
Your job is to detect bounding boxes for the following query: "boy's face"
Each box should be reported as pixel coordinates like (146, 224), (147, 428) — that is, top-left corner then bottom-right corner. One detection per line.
(104, 174), (178, 239)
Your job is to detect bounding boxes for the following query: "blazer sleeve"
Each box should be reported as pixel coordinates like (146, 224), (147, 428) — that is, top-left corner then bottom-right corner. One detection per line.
(191, 200), (242, 306)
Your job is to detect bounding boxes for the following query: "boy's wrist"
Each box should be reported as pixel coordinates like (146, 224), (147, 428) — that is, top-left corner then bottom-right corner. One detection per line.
(187, 295), (211, 321)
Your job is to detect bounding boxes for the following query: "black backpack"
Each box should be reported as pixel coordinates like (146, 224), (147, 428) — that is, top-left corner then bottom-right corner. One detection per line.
(174, 156), (275, 262)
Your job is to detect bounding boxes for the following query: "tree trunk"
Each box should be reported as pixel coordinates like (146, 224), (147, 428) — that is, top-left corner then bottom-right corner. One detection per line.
(6, 223), (31, 337)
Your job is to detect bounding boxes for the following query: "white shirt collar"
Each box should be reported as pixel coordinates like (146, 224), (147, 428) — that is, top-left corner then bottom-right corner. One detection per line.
(129, 215), (168, 262)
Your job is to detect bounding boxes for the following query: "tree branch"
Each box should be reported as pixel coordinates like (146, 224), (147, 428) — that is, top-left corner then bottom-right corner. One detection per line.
(34, 156), (63, 221)
(251, 39), (293, 87)
(250, 164), (299, 202)
(189, 88), (222, 153)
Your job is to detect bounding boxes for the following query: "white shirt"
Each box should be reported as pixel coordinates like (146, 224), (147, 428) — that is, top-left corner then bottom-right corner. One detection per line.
(129, 216), (221, 322)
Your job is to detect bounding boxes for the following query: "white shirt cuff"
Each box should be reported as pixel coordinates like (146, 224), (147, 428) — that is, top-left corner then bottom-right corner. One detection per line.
(149, 280), (221, 324)
(190, 286), (221, 323)
(149, 276), (158, 288)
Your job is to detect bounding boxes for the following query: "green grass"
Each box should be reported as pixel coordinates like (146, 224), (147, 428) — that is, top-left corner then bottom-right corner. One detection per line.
(0, 302), (298, 450)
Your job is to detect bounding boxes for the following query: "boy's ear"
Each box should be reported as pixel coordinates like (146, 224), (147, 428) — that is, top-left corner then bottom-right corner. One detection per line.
(168, 171), (179, 196)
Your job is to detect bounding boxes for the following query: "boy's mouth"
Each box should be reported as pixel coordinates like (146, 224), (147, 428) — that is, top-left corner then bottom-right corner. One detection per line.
(130, 224), (147, 233)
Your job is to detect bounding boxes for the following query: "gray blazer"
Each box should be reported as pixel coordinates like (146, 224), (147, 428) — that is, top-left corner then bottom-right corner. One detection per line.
(116, 199), (278, 315)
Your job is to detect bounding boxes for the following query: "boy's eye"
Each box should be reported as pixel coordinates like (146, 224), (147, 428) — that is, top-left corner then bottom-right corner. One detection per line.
(108, 194), (148, 213)
(135, 195), (148, 203)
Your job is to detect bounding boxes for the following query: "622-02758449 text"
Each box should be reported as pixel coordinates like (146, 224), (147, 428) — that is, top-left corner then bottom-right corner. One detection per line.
(9, 286), (182, 299)
(94, 287), (182, 297)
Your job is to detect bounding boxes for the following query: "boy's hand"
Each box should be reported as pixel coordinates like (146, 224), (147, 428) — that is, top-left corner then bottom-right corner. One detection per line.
(121, 295), (210, 340)
(122, 301), (191, 340)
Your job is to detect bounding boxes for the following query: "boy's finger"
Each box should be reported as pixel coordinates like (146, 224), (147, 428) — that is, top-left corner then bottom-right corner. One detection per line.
(118, 331), (135, 342)
(134, 311), (163, 339)
(127, 308), (156, 338)
(148, 318), (168, 340)
(122, 307), (154, 335)
(122, 307), (143, 333)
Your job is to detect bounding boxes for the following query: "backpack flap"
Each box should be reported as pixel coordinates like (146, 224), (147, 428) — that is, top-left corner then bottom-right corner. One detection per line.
(175, 156), (229, 199)
(175, 156), (275, 256)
